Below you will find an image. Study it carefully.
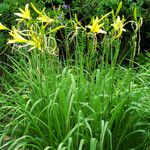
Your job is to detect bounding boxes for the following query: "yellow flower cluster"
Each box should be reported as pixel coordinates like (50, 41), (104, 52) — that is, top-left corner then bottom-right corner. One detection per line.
(0, 2), (130, 52)
(0, 3), (63, 51)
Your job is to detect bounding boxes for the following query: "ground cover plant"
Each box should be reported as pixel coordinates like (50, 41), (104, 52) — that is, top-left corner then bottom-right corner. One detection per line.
(0, 2), (150, 150)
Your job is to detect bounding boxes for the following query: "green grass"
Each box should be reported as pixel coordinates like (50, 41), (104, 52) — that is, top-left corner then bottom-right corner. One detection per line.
(0, 49), (150, 150)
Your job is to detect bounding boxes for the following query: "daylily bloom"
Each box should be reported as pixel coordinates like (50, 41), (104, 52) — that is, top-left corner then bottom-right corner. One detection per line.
(0, 23), (9, 30)
(27, 33), (41, 51)
(37, 13), (54, 24)
(87, 17), (107, 34)
(7, 27), (28, 44)
(31, 3), (54, 24)
(14, 4), (30, 20)
(111, 16), (126, 38)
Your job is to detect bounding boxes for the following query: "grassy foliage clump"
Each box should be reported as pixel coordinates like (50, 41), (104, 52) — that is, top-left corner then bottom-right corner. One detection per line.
(0, 50), (150, 149)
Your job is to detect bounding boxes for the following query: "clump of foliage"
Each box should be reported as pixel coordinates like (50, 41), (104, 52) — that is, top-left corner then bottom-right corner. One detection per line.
(0, 50), (150, 149)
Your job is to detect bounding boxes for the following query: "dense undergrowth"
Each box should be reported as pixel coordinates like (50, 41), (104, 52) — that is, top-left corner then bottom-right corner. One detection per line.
(0, 2), (150, 150)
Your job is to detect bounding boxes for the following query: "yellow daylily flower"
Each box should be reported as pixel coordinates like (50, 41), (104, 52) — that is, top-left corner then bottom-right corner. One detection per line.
(37, 13), (54, 24)
(0, 22), (9, 30)
(111, 16), (126, 38)
(27, 33), (41, 51)
(87, 17), (107, 34)
(7, 27), (28, 44)
(14, 4), (30, 20)
(31, 2), (54, 24)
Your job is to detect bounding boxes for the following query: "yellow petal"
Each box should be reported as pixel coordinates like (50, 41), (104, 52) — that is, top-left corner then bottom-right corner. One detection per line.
(122, 28), (126, 32)
(0, 23), (9, 30)
(25, 4), (29, 12)
(98, 29), (107, 34)
(19, 8), (25, 14)
(14, 13), (24, 18)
